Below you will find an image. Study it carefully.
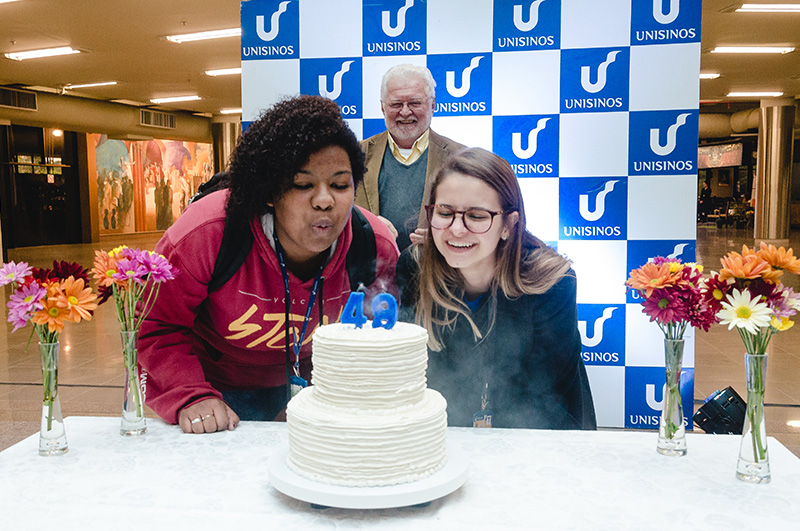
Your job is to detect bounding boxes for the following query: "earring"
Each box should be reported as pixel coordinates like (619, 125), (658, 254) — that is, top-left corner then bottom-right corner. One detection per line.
(501, 234), (508, 241)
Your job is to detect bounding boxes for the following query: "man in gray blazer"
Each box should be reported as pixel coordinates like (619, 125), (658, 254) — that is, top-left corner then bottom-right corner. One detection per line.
(355, 64), (465, 251)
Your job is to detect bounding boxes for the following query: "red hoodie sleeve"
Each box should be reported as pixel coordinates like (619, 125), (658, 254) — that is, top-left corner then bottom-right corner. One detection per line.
(138, 193), (228, 423)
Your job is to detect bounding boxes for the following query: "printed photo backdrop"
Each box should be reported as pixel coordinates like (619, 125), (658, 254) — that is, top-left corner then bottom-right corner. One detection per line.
(240, 0), (702, 428)
(92, 135), (213, 234)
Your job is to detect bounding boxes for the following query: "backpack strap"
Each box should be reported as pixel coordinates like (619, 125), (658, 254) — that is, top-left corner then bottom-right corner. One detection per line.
(346, 206), (377, 291)
(208, 214), (254, 292)
(208, 205), (376, 293)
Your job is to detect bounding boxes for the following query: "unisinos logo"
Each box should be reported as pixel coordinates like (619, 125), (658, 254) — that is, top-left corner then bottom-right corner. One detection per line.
(241, 0), (299, 60)
(625, 367), (694, 429)
(625, 240), (696, 303)
(631, 0), (701, 45)
(363, 0), (426, 56)
(493, 115), (558, 177)
(561, 48), (629, 113)
(493, 0), (560, 51)
(299, 58), (363, 118)
(428, 54), (492, 116)
(560, 177), (627, 240)
(577, 304), (625, 366)
(629, 110), (698, 176)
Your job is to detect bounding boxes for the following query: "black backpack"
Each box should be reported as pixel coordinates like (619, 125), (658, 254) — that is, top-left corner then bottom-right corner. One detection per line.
(190, 172), (377, 292)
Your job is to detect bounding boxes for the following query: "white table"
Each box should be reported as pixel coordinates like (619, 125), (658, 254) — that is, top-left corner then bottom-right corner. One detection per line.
(1, 417), (798, 530)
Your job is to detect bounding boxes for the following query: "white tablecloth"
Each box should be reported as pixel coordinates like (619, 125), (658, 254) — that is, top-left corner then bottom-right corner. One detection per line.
(1, 417), (798, 530)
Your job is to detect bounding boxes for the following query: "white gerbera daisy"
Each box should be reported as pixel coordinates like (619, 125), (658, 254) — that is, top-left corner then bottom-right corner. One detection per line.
(717, 289), (773, 335)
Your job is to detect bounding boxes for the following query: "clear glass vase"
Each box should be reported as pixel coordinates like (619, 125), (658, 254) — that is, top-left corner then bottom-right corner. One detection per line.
(736, 353), (770, 484)
(39, 341), (68, 456)
(120, 330), (147, 436)
(657, 338), (687, 456)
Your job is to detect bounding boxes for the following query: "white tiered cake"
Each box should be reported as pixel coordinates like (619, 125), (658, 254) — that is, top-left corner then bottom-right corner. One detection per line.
(286, 321), (448, 487)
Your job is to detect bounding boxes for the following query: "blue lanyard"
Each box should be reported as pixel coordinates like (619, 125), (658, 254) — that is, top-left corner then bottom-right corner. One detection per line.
(273, 229), (324, 379)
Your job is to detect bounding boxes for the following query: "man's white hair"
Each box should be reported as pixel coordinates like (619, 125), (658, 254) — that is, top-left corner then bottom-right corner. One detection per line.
(380, 64), (436, 101)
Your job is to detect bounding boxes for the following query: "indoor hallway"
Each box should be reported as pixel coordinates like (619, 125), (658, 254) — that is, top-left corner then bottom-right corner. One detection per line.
(1, 227), (799, 457)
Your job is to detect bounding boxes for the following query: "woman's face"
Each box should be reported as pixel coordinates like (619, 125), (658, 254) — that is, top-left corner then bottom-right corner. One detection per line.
(430, 172), (516, 292)
(271, 145), (354, 269)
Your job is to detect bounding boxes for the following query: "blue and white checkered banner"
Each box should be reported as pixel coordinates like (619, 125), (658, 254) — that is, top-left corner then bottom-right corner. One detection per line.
(240, 0), (702, 429)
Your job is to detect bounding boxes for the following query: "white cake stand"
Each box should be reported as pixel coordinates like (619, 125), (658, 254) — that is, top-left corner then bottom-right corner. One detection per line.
(268, 442), (469, 509)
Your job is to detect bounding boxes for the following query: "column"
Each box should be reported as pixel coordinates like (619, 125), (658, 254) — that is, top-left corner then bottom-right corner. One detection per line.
(211, 116), (242, 174)
(754, 97), (795, 244)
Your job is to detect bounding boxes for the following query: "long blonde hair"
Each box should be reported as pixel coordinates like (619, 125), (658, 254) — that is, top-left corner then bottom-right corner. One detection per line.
(414, 148), (572, 350)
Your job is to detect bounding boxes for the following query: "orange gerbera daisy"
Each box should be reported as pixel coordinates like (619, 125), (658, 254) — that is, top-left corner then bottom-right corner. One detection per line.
(53, 276), (98, 323)
(626, 262), (680, 298)
(31, 285), (68, 333)
(718, 252), (781, 283)
(91, 250), (123, 288)
(756, 242), (800, 275)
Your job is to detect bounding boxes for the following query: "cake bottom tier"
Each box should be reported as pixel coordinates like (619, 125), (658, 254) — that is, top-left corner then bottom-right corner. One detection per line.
(286, 388), (448, 487)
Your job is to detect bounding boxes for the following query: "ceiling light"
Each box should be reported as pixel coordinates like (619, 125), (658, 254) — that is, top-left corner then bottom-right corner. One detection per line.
(150, 95), (202, 104)
(787, 420), (800, 428)
(4, 46), (81, 61)
(711, 46), (795, 54)
(166, 28), (241, 44)
(220, 108), (242, 115)
(205, 67), (242, 77)
(111, 99), (148, 107)
(0, 0), (22, 4)
(727, 91), (784, 97)
(700, 73), (721, 79)
(737, 3), (800, 12)
(65, 81), (117, 89)
(51, 129), (63, 137)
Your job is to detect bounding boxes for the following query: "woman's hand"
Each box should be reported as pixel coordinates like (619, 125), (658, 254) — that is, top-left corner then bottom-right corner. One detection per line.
(377, 215), (398, 239)
(178, 399), (240, 434)
(409, 228), (428, 245)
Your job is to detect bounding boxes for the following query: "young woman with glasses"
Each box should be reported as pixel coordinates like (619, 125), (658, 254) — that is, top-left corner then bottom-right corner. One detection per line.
(396, 147), (596, 430)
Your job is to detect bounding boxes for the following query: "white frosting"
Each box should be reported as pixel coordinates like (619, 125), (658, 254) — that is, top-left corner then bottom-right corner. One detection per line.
(310, 321), (430, 409)
(287, 387), (448, 487)
(286, 321), (449, 487)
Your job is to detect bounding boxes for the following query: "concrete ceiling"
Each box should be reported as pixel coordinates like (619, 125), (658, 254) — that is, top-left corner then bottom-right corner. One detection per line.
(0, 0), (798, 117)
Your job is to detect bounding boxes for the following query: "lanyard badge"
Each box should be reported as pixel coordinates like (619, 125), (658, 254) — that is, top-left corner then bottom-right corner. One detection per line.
(273, 230), (324, 399)
(473, 382), (492, 428)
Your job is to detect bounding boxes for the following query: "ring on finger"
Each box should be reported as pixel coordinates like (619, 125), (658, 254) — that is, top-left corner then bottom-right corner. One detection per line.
(191, 417), (203, 424)
(202, 414), (213, 420)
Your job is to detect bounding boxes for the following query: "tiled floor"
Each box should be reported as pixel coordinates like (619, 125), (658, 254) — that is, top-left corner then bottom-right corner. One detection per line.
(1, 226), (799, 458)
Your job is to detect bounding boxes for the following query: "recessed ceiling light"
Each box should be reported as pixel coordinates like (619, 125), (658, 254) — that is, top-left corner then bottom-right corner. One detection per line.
(700, 73), (721, 79)
(711, 46), (795, 54)
(220, 108), (242, 115)
(205, 68), (242, 77)
(727, 91), (784, 97)
(65, 81), (117, 89)
(150, 95), (202, 104)
(0, 0), (22, 4)
(51, 129), (63, 137)
(737, 3), (800, 12)
(166, 28), (241, 44)
(788, 420), (800, 428)
(4, 46), (81, 61)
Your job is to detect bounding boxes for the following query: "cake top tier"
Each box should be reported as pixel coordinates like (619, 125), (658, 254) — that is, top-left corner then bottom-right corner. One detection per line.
(310, 321), (430, 410)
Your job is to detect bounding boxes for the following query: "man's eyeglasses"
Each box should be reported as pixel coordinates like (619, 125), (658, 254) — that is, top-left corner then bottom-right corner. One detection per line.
(384, 99), (428, 111)
(425, 204), (504, 234)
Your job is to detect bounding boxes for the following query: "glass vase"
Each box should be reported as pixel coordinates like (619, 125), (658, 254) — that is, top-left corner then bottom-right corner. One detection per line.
(657, 338), (687, 456)
(39, 341), (68, 456)
(120, 330), (147, 436)
(736, 353), (770, 484)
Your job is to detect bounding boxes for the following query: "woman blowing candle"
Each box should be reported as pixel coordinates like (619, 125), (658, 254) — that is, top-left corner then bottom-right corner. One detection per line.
(138, 96), (399, 433)
(397, 147), (596, 430)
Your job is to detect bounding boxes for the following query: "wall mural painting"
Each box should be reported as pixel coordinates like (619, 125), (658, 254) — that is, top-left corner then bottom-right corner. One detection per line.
(93, 135), (213, 234)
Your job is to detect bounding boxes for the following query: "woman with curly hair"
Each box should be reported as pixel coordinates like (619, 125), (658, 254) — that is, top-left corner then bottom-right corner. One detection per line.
(397, 147), (596, 430)
(139, 95), (400, 433)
